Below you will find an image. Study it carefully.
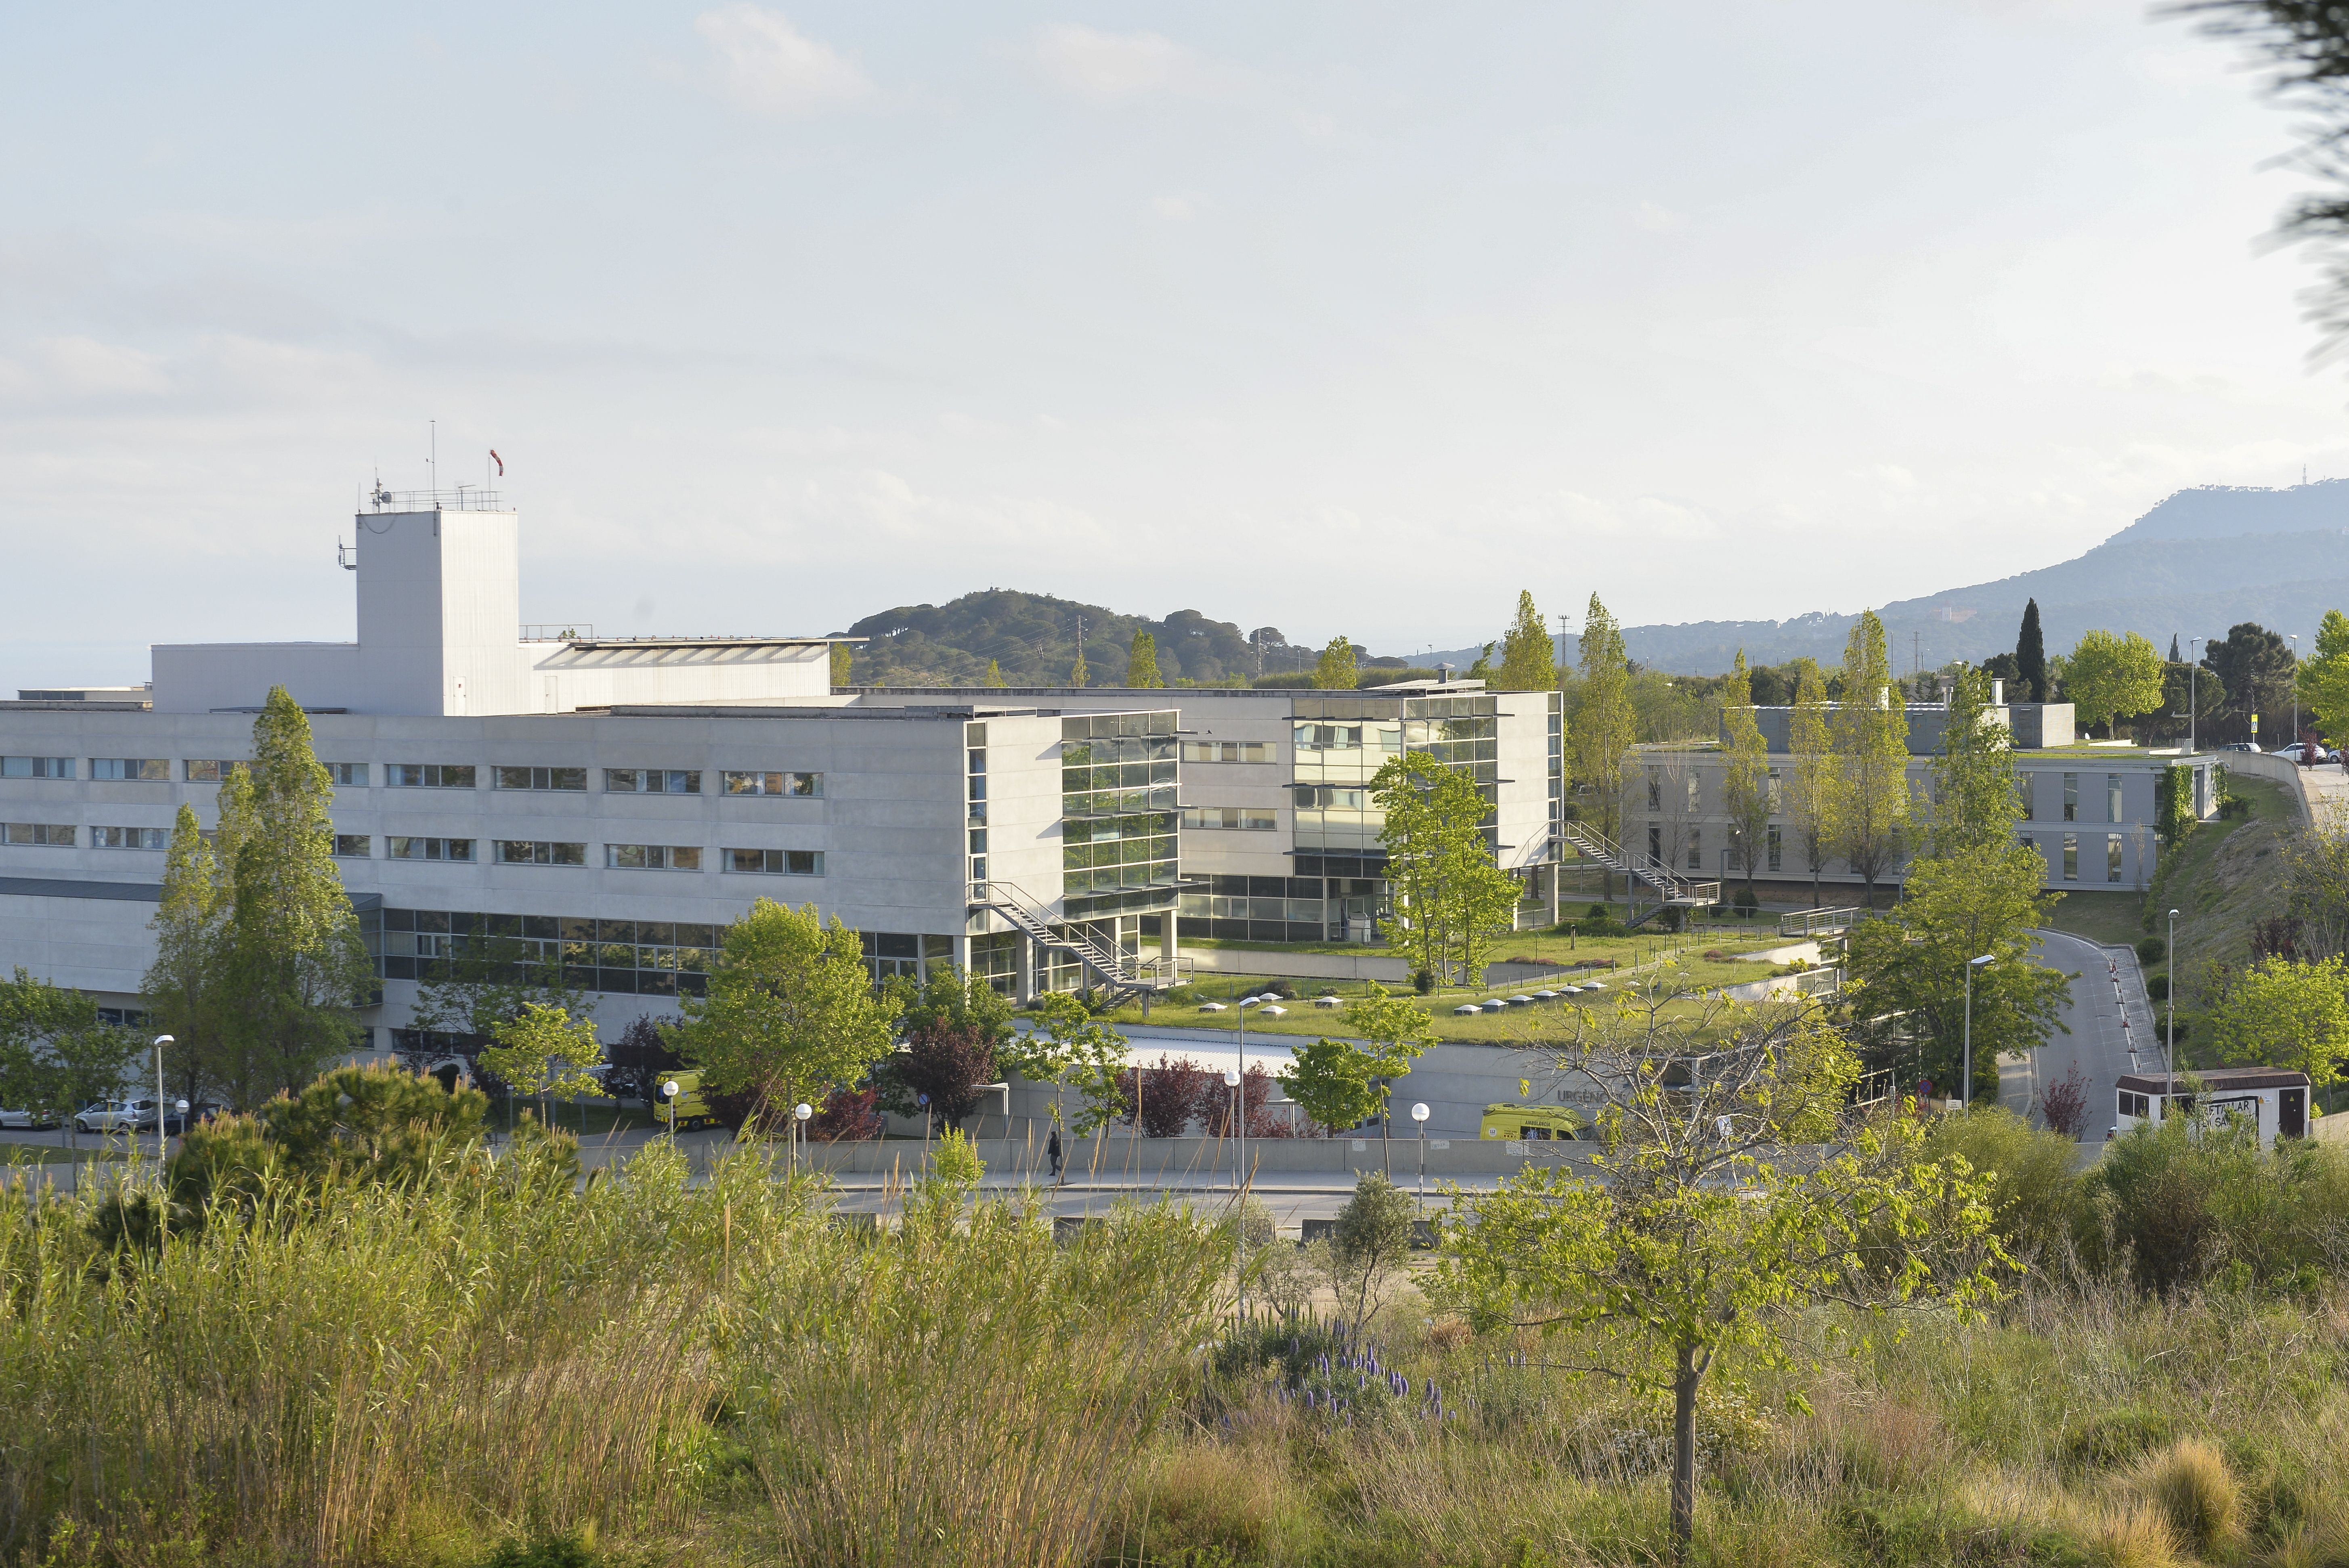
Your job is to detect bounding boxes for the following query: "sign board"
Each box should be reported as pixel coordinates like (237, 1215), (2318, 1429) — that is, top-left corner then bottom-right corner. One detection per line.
(1430, 1139), (1451, 1150)
(1350, 1139), (1368, 1152)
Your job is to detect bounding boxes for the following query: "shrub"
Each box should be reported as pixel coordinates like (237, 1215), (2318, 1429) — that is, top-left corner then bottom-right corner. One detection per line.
(1260, 979), (1297, 1000)
(2136, 936), (2167, 964)
(1413, 969), (1435, 995)
(2065, 1406), (2178, 1471)
(2132, 1438), (2242, 1555)
(2082, 1120), (2349, 1292)
(2148, 973), (2170, 1001)
(1734, 885), (1761, 913)
(1921, 1107), (2078, 1260)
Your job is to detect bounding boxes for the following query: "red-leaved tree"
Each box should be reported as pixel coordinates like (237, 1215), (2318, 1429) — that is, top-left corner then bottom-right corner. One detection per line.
(2040, 1061), (2089, 1140)
(895, 1022), (999, 1132)
(809, 1085), (883, 1142)
(1120, 1054), (1213, 1138)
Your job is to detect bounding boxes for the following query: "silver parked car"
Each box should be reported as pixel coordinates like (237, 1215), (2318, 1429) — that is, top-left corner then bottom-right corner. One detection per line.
(0, 1107), (59, 1130)
(74, 1098), (159, 1134)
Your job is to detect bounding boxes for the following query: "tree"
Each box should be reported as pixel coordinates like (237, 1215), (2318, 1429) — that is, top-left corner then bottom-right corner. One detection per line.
(1373, 752), (1516, 985)
(2204, 621), (2297, 735)
(0, 968), (139, 1130)
(143, 803), (228, 1105)
(2207, 954), (2349, 1090)
(208, 688), (371, 1107)
(1786, 658), (1835, 907)
(1720, 652), (1771, 892)
(1328, 1172), (1416, 1323)
(1127, 631), (1165, 688)
(256, 1061), (492, 1189)
(1435, 991), (2006, 1554)
(2300, 609), (2349, 742)
(672, 899), (899, 1120)
(1003, 990), (1130, 1144)
(1120, 1054), (1213, 1137)
(1496, 591), (1554, 691)
(1572, 594), (1639, 895)
(1841, 841), (2070, 1097)
(1070, 645), (1090, 687)
(1313, 635), (1359, 691)
(1338, 983), (1439, 1147)
(1829, 612), (1911, 904)
(831, 642), (854, 687)
(1465, 641), (1495, 682)
(2016, 598), (2046, 703)
(1923, 665), (2020, 861)
(480, 1003), (606, 1128)
(983, 658), (1009, 688)
(2065, 630), (2168, 738)
(1281, 1037), (1384, 1134)
(405, 932), (595, 1076)
(875, 962), (1016, 1131)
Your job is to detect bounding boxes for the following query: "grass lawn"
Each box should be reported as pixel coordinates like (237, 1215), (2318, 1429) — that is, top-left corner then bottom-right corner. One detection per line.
(2038, 889), (2144, 948)
(0, 1144), (129, 1164)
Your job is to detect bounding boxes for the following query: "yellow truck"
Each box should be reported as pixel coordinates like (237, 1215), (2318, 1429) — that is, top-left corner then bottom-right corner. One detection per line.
(1479, 1103), (1585, 1142)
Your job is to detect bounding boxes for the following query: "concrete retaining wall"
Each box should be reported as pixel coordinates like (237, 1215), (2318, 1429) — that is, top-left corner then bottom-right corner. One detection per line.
(793, 1132), (1570, 1179)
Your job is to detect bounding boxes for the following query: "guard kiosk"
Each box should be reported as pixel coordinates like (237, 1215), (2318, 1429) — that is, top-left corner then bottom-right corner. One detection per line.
(2111, 1069), (2311, 1149)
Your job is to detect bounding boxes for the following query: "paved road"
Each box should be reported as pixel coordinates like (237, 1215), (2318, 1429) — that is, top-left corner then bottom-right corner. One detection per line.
(2003, 928), (2156, 1145)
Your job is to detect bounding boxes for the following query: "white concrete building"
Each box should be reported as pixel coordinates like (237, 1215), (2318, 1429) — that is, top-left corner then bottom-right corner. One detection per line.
(0, 494), (1564, 1063)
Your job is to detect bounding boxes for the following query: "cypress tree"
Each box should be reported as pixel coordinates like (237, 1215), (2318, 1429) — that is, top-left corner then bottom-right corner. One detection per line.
(1127, 631), (1165, 688)
(2016, 599), (2046, 703)
(2168, 633), (2182, 664)
(1573, 594), (1638, 896)
(1496, 590), (1555, 691)
(983, 658), (1007, 688)
(830, 642), (853, 688)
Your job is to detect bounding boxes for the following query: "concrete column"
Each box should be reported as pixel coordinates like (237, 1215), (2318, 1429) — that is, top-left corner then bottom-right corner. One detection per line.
(1016, 933), (1036, 1004)
(952, 933), (971, 981)
(1160, 909), (1177, 960)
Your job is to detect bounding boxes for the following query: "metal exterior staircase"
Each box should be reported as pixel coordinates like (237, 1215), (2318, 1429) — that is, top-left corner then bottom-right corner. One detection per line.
(1559, 824), (1722, 929)
(975, 881), (1166, 1003)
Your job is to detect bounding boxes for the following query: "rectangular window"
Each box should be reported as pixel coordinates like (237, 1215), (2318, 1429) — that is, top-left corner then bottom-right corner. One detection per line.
(1686, 776), (1701, 811)
(1, 823), (74, 846)
(2108, 774), (2123, 824)
(90, 826), (166, 849)
(333, 834), (372, 858)
(2108, 833), (2123, 884)
(185, 760), (241, 782)
(1181, 807), (1278, 831)
(1687, 829), (1702, 872)
(386, 836), (475, 862)
(1647, 824), (1661, 865)
(0, 757), (74, 779)
(493, 766), (587, 792)
(494, 840), (586, 866)
(605, 844), (705, 870)
(329, 763), (369, 787)
(1766, 823), (1783, 872)
(2063, 773), (2078, 822)
(1179, 740), (1276, 763)
(2018, 773), (2034, 820)
(386, 764), (477, 789)
(89, 759), (167, 781)
(603, 768), (702, 794)
(2063, 832), (2079, 882)
(723, 770), (822, 797)
(724, 847), (824, 875)
(1646, 771), (1661, 811)
(1766, 769), (1782, 814)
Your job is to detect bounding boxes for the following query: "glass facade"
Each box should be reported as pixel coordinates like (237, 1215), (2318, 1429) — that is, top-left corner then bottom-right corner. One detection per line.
(1290, 694), (1499, 859)
(373, 909), (720, 996)
(1177, 874), (1360, 943)
(1060, 712), (1178, 919)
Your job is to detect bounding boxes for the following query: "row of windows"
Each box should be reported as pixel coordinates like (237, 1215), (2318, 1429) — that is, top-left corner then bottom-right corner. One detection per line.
(2033, 773), (2127, 824)
(1, 758), (822, 795)
(1182, 806), (1277, 831)
(2048, 832), (2129, 884)
(1181, 740), (1276, 764)
(325, 835), (826, 874)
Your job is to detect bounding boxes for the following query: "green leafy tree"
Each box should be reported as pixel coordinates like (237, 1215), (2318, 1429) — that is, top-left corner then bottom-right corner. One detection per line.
(983, 657), (1009, 689)
(1004, 991), (1130, 1141)
(1786, 658), (1834, 906)
(1572, 594), (1638, 896)
(209, 688), (371, 1107)
(1435, 994), (2006, 1554)
(1279, 1037), (1385, 1134)
(2016, 597), (2046, 702)
(0, 968), (139, 1129)
(2208, 954), (2349, 1089)
(1329, 1171), (1416, 1323)
(1720, 651), (1771, 892)
(1070, 645), (1090, 687)
(1841, 841), (2070, 1098)
(877, 962), (1016, 1129)
(1127, 631), (1165, 688)
(1923, 665), (2021, 861)
(831, 642), (854, 687)
(1495, 589), (1555, 692)
(1373, 752), (1517, 985)
(1342, 983), (1437, 1137)
(673, 898), (899, 1119)
(2066, 629), (2167, 738)
(2204, 620), (2297, 733)
(1465, 641), (1495, 682)
(481, 1002), (607, 1126)
(143, 804), (229, 1104)
(1829, 611), (1911, 904)
(2299, 608), (2349, 742)
(1313, 635), (1359, 691)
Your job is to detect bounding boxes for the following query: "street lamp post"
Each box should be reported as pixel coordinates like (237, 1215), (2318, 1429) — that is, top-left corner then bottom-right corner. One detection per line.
(2292, 634), (2301, 755)
(2167, 908), (2181, 1092)
(1221, 1068), (1241, 1192)
(793, 1101), (813, 1176)
(1411, 1101), (1430, 1211)
(151, 1034), (173, 1168)
(661, 1079), (679, 1145)
(1961, 955), (1995, 1107)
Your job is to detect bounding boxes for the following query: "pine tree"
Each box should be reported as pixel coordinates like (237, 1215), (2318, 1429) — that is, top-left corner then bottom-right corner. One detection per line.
(983, 658), (1008, 688)
(830, 642), (853, 688)
(1786, 660), (1834, 907)
(1830, 612), (1911, 905)
(210, 687), (371, 1106)
(2016, 599), (2045, 703)
(1314, 635), (1359, 691)
(1127, 631), (1165, 688)
(1496, 590), (1555, 691)
(1720, 652), (1771, 891)
(1572, 594), (1638, 897)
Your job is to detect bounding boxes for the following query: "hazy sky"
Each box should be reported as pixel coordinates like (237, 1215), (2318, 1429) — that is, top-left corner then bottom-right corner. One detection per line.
(3, 2), (2345, 686)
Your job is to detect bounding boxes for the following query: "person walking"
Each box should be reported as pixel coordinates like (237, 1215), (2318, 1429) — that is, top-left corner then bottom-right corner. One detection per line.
(1047, 1124), (1063, 1180)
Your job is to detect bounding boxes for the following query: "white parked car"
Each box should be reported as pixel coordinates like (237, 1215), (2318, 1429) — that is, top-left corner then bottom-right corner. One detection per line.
(74, 1098), (159, 1134)
(0, 1107), (58, 1130)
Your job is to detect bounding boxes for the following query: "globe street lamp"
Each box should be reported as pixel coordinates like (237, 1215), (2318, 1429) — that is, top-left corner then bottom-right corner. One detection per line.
(661, 1080), (680, 1145)
(1961, 955), (1995, 1107)
(1411, 1101), (1431, 1211)
(151, 1034), (173, 1168)
(794, 1101), (813, 1176)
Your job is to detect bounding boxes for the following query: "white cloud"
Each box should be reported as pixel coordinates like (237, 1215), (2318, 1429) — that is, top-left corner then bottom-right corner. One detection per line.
(1029, 25), (1201, 103)
(1152, 194), (1198, 221)
(1631, 200), (1684, 233)
(694, 6), (870, 117)
(0, 336), (170, 402)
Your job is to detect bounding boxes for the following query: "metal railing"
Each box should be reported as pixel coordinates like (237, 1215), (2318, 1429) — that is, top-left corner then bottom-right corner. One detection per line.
(519, 623), (595, 642)
(1778, 907), (1867, 938)
(366, 487), (507, 512)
